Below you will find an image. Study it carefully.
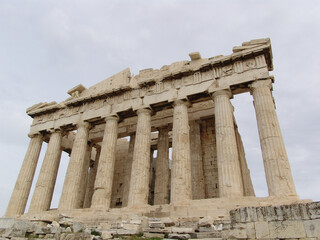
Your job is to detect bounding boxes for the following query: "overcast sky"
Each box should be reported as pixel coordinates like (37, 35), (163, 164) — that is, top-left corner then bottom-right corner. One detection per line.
(0, 0), (319, 216)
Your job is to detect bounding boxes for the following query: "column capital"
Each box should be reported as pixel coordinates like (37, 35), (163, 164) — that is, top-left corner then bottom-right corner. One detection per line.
(76, 121), (91, 129)
(105, 114), (119, 122)
(47, 128), (63, 134)
(173, 99), (190, 107)
(136, 107), (152, 115)
(28, 132), (43, 139)
(212, 89), (233, 99)
(249, 79), (273, 93)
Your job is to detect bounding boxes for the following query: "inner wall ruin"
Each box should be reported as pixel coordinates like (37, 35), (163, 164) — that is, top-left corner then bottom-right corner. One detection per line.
(3, 38), (319, 239)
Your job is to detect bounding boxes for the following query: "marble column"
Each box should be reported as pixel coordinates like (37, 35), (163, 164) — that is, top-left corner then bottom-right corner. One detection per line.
(148, 149), (155, 205)
(234, 123), (255, 196)
(171, 100), (192, 203)
(78, 144), (92, 208)
(5, 134), (43, 217)
(29, 130), (63, 213)
(83, 146), (101, 208)
(189, 120), (206, 200)
(58, 121), (90, 210)
(128, 108), (151, 207)
(122, 133), (135, 207)
(154, 126), (170, 205)
(91, 115), (119, 209)
(250, 79), (297, 196)
(213, 90), (243, 197)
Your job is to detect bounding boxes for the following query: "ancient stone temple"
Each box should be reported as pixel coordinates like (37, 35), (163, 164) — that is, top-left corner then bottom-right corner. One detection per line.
(2, 38), (319, 239)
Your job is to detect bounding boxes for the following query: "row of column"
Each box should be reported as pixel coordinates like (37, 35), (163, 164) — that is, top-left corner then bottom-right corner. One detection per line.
(5, 79), (297, 217)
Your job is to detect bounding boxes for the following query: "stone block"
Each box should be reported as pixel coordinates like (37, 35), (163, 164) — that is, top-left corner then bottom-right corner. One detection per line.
(116, 229), (139, 235)
(300, 203), (311, 220)
(254, 221), (269, 239)
(13, 220), (35, 232)
(171, 227), (194, 233)
(198, 216), (213, 227)
(291, 203), (302, 220)
(228, 228), (247, 239)
(239, 207), (247, 222)
(246, 207), (257, 222)
(143, 227), (169, 233)
(168, 233), (191, 239)
(51, 221), (60, 227)
(230, 208), (240, 223)
(195, 232), (222, 238)
(143, 232), (165, 238)
(307, 202), (320, 219)
(304, 219), (320, 238)
(198, 226), (212, 232)
(149, 222), (165, 228)
(281, 204), (293, 220)
(122, 223), (141, 231)
(274, 205), (284, 220)
(0, 218), (15, 229)
(72, 222), (84, 233)
(4, 228), (26, 238)
(161, 217), (175, 227)
(265, 206), (277, 221)
(101, 230), (113, 239)
(246, 222), (255, 238)
(256, 206), (267, 222)
(268, 220), (306, 238)
(129, 219), (142, 225)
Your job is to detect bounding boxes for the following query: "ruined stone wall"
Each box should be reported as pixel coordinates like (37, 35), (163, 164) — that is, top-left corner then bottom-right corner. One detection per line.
(200, 118), (219, 198)
(110, 138), (129, 208)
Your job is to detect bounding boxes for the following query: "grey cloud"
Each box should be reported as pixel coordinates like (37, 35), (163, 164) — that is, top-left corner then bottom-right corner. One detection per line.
(0, 0), (319, 216)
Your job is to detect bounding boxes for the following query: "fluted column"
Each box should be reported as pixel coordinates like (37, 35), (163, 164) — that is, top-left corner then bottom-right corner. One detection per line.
(148, 149), (155, 205)
(29, 130), (62, 213)
(122, 134), (135, 207)
(235, 123), (255, 196)
(190, 120), (206, 200)
(5, 134), (43, 217)
(213, 90), (243, 197)
(154, 126), (170, 205)
(171, 100), (192, 203)
(83, 146), (101, 208)
(128, 108), (151, 207)
(250, 79), (297, 196)
(91, 115), (119, 209)
(58, 121), (90, 210)
(78, 144), (92, 208)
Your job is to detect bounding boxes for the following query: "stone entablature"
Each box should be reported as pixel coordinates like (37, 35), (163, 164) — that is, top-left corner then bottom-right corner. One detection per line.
(5, 38), (300, 222)
(27, 39), (271, 138)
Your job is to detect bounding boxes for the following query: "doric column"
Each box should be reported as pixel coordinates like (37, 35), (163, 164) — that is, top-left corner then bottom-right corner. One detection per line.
(83, 146), (101, 208)
(58, 121), (90, 210)
(154, 126), (170, 205)
(234, 123), (255, 196)
(213, 90), (243, 197)
(5, 134), (43, 217)
(148, 149), (155, 205)
(128, 108), (151, 207)
(171, 100), (192, 203)
(189, 120), (206, 200)
(250, 79), (297, 196)
(91, 115), (119, 209)
(29, 130), (63, 213)
(78, 143), (92, 208)
(122, 133), (135, 207)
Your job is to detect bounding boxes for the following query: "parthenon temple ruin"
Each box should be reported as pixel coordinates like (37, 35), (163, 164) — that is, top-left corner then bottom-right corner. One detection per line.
(4, 39), (313, 236)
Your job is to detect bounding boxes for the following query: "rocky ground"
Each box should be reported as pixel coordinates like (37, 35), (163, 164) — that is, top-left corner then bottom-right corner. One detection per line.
(0, 202), (319, 239)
